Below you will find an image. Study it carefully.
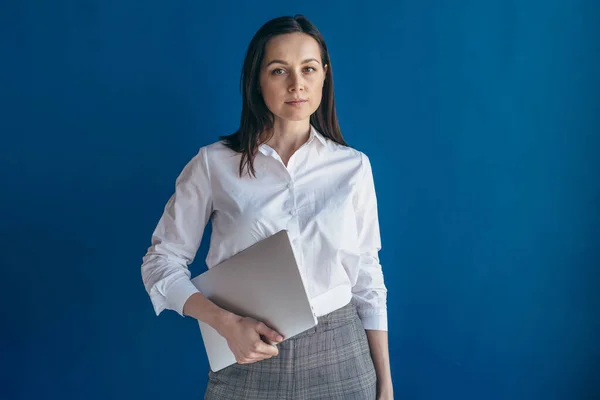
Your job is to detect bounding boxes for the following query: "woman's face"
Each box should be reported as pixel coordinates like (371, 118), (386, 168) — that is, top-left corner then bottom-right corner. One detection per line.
(259, 32), (328, 124)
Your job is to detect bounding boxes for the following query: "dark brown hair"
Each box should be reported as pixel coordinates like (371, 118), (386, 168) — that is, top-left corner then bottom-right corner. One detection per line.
(220, 14), (347, 177)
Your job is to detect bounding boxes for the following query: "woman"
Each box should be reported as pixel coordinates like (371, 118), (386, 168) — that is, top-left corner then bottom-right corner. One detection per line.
(141, 14), (393, 399)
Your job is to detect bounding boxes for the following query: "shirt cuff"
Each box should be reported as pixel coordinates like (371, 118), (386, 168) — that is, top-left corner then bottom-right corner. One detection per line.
(166, 277), (201, 317)
(357, 310), (388, 331)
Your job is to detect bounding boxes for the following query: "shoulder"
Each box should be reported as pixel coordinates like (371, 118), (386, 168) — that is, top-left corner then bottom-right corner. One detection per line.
(177, 140), (238, 176)
(194, 140), (241, 166)
(202, 139), (238, 157)
(181, 140), (244, 181)
(323, 138), (371, 171)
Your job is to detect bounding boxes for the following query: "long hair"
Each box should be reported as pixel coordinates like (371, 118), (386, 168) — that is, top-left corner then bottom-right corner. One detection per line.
(220, 14), (347, 177)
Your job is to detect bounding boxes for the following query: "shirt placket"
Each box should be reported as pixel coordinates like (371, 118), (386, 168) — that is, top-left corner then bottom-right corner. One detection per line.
(260, 141), (311, 299)
(285, 148), (305, 280)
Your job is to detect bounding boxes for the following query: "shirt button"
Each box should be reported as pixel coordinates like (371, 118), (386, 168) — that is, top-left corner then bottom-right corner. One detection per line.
(290, 209), (297, 216)
(287, 182), (293, 189)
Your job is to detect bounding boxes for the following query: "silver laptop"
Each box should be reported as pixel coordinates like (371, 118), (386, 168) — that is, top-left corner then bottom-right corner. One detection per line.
(190, 229), (318, 372)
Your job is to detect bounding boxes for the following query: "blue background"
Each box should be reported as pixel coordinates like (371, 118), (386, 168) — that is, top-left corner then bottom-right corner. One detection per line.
(2, 1), (598, 399)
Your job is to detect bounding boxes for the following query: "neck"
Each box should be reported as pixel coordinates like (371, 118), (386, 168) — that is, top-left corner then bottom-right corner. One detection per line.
(262, 119), (311, 155)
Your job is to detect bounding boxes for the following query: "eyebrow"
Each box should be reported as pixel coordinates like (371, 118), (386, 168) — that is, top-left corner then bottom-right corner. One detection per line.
(265, 58), (321, 67)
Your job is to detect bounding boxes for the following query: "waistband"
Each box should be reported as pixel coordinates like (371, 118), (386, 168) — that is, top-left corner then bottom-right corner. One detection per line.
(291, 301), (359, 339)
(316, 300), (357, 323)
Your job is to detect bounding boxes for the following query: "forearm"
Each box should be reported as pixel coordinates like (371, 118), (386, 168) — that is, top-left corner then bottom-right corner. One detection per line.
(366, 329), (393, 397)
(183, 292), (239, 335)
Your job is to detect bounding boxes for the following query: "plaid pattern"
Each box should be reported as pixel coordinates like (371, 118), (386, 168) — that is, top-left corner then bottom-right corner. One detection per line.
(204, 302), (377, 399)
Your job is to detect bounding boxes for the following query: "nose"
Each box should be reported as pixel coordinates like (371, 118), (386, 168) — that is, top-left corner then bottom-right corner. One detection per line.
(288, 71), (305, 93)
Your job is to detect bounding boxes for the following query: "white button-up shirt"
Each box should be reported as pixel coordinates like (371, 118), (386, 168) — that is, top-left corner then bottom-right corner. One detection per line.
(141, 125), (388, 330)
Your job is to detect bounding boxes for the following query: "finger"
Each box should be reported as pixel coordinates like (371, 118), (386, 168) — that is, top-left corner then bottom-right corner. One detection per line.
(255, 322), (284, 343)
(239, 355), (271, 365)
(239, 349), (274, 364)
(252, 340), (279, 357)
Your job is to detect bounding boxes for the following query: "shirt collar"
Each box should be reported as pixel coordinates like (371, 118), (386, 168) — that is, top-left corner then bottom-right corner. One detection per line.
(309, 124), (328, 147)
(258, 124), (328, 156)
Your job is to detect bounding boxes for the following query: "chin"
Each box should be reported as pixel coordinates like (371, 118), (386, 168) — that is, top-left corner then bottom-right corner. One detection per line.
(277, 112), (312, 122)
(289, 115), (311, 122)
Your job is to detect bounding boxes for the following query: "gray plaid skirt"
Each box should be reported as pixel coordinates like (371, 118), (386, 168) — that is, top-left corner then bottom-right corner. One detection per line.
(204, 301), (377, 399)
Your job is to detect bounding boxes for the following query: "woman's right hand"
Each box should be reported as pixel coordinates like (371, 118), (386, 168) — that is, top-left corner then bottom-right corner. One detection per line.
(217, 315), (284, 364)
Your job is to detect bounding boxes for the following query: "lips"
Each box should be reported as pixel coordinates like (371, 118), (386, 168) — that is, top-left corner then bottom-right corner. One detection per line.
(285, 99), (308, 105)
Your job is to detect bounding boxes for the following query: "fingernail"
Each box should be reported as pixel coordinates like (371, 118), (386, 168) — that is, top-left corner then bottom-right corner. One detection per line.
(277, 335), (284, 341)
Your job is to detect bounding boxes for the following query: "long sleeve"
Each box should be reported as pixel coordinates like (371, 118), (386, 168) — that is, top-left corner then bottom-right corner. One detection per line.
(351, 153), (388, 331)
(141, 146), (213, 317)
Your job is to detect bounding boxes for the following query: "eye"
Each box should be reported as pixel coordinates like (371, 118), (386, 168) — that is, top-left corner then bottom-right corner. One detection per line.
(271, 68), (286, 75)
(304, 66), (317, 73)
